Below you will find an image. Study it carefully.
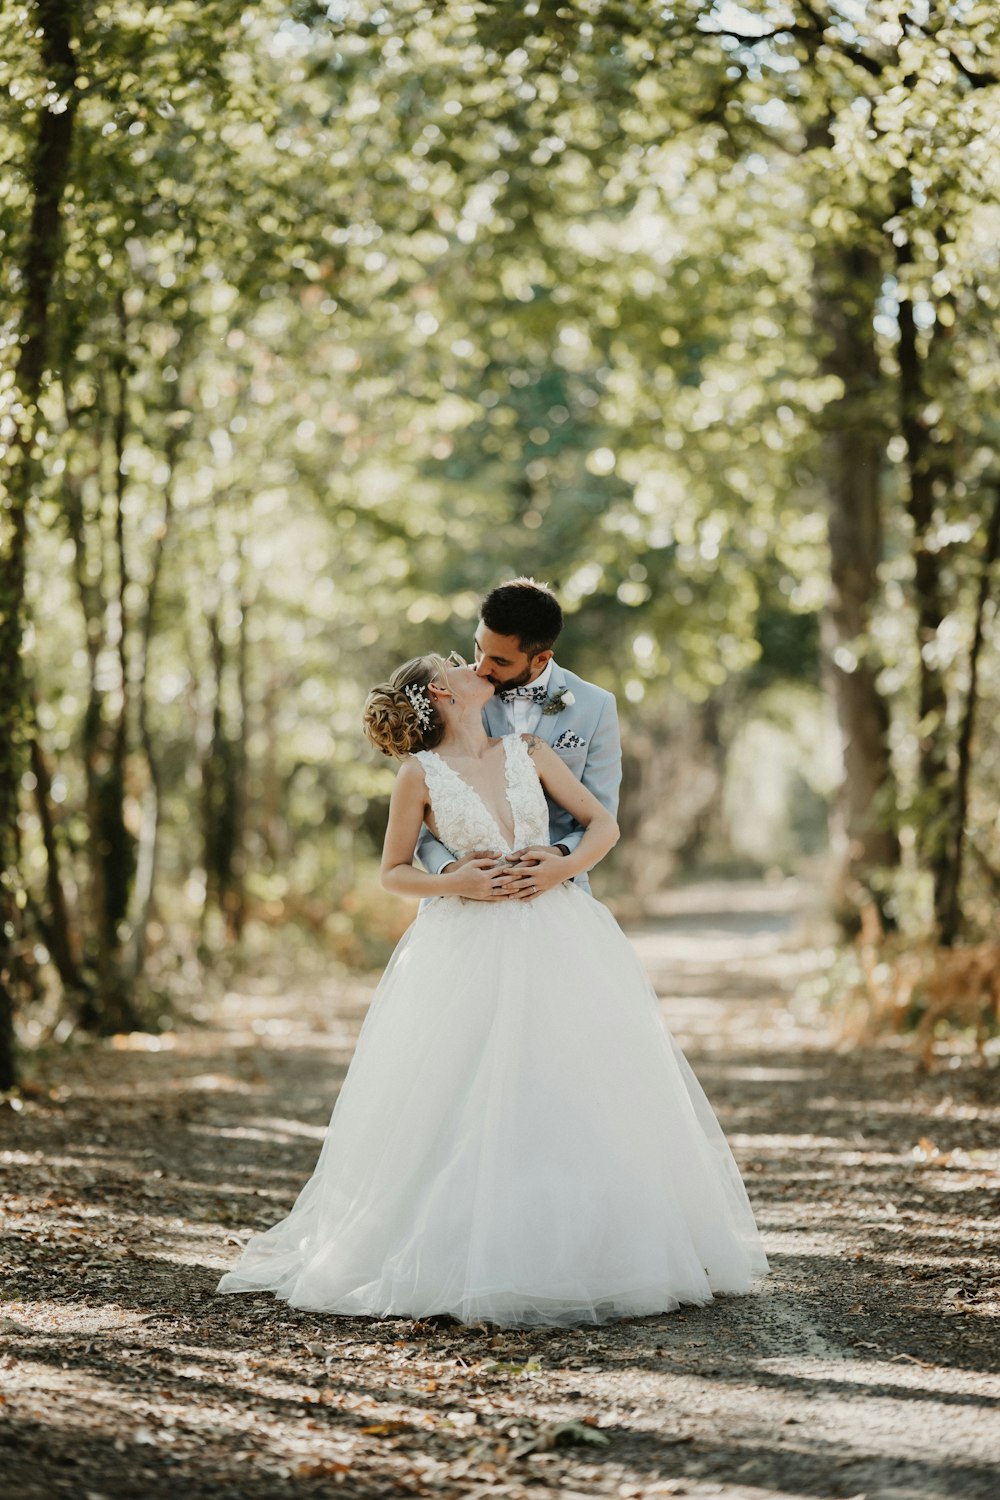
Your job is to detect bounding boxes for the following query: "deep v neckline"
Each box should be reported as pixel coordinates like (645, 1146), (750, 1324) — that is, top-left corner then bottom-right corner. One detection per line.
(424, 738), (518, 850)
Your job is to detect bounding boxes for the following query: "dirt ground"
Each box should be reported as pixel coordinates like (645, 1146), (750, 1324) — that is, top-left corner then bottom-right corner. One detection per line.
(1, 878), (998, 1500)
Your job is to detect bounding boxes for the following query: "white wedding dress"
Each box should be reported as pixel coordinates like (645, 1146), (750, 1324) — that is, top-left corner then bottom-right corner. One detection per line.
(217, 734), (768, 1325)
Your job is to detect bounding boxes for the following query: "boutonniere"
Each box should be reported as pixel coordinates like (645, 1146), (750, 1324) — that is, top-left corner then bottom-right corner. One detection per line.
(542, 687), (575, 716)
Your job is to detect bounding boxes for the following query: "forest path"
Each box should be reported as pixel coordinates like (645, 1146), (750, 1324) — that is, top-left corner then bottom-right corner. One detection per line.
(1, 879), (998, 1500)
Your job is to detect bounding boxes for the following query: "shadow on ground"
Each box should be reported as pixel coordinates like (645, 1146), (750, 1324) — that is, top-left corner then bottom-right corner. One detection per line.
(2, 880), (998, 1499)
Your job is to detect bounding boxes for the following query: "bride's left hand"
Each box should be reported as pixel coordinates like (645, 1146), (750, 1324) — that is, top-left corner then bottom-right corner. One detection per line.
(502, 846), (569, 901)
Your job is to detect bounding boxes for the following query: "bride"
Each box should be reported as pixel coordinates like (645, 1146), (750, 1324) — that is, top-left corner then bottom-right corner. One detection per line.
(216, 653), (769, 1326)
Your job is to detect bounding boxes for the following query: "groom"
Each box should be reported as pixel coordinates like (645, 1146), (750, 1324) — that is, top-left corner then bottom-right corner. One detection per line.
(417, 577), (622, 898)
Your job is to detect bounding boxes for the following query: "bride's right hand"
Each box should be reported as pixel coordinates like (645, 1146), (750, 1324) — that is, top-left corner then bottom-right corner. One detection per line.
(444, 852), (510, 901)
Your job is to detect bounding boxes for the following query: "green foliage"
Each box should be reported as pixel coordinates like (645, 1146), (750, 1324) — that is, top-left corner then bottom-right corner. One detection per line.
(2, 0), (999, 1055)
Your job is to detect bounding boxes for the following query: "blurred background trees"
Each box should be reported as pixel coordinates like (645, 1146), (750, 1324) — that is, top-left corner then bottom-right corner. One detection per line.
(2, 1), (998, 1081)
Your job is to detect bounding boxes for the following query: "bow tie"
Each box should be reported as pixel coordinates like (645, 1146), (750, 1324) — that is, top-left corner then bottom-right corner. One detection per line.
(499, 683), (549, 704)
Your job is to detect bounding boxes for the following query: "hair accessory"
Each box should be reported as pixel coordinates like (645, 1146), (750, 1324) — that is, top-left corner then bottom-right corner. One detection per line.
(403, 682), (433, 729)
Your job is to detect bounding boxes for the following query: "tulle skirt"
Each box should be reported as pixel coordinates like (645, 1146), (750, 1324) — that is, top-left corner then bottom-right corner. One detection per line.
(216, 885), (768, 1326)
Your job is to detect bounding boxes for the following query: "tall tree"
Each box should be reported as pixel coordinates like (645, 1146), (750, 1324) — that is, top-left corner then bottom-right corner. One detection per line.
(0, 0), (80, 1085)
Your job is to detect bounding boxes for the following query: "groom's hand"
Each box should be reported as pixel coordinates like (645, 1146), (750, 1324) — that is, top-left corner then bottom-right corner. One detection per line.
(503, 845), (570, 901)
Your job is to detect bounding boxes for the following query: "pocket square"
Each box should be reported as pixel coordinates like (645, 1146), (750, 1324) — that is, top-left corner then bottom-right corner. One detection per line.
(554, 730), (586, 751)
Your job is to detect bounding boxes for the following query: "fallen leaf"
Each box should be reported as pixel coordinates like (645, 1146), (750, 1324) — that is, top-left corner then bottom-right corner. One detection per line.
(510, 1419), (611, 1457)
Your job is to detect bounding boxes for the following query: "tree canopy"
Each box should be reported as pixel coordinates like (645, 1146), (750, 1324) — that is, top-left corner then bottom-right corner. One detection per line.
(2, 1), (999, 1080)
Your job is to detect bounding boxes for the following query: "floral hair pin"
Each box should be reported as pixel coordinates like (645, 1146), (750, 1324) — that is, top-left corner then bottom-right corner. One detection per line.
(404, 683), (434, 728)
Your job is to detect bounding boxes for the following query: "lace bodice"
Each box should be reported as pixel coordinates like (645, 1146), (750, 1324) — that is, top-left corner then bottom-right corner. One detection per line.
(415, 735), (549, 858)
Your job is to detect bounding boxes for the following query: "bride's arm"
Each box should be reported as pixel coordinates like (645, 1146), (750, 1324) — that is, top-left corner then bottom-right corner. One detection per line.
(379, 761), (507, 901)
(526, 739), (620, 882)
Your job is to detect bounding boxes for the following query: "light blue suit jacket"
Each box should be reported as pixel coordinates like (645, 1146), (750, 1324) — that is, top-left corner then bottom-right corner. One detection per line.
(415, 662), (622, 895)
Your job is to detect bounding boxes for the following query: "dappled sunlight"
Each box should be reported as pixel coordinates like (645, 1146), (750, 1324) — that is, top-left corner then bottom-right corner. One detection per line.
(4, 0), (1000, 1490)
(751, 1350), (1000, 1409)
(190, 1118), (328, 1146)
(715, 1065), (820, 1083)
(4, 880), (998, 1500)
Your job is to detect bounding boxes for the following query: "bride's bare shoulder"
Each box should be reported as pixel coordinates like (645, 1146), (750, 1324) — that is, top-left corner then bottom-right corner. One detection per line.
(387, 757), (431, 814)
(397, 756), (429, 784)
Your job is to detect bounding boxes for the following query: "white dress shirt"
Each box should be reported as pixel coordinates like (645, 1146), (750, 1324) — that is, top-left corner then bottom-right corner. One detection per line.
(502, 660), (554, 736)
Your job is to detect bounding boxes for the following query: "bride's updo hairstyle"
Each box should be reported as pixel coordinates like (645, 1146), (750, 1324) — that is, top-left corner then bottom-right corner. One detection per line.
(362, 655), (448, 758)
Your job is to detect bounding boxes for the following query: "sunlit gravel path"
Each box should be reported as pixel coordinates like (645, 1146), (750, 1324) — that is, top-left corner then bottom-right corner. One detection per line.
(2, 878), (998, 1499)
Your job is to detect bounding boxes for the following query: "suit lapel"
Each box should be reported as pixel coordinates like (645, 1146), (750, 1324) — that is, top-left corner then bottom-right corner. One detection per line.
(533, 662), (566, 746)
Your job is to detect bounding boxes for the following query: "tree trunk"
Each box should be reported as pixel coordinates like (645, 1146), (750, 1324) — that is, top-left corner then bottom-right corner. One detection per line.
(28, 704), (89, 1001)
(61, 374), (138, 1027)
(0, 0), (79, 1086)
(259, 669), (285, 864)
(813, 237), (900, 925)
(200, 605), (225, 929)
(80, 696), (137, 1032)
(75, 357), (138, 1033)
(225, 569), (251, 942)
(936, 485), (1000, 945)
(896, 237), (953, 931)
(125, 408), (181, 983)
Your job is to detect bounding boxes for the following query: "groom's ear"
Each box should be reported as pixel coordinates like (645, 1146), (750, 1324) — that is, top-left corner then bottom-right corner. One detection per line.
(531, 649), (554, 673)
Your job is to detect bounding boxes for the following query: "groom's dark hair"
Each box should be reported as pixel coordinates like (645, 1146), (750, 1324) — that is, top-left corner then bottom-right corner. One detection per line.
(480, 577), (563, 657)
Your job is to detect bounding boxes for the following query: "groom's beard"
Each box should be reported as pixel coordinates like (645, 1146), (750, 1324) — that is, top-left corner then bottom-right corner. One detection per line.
(485, 666), (534, 693)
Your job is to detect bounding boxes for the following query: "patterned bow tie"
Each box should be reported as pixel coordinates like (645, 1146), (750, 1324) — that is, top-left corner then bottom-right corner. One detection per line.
(499, 683), (549, 704)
